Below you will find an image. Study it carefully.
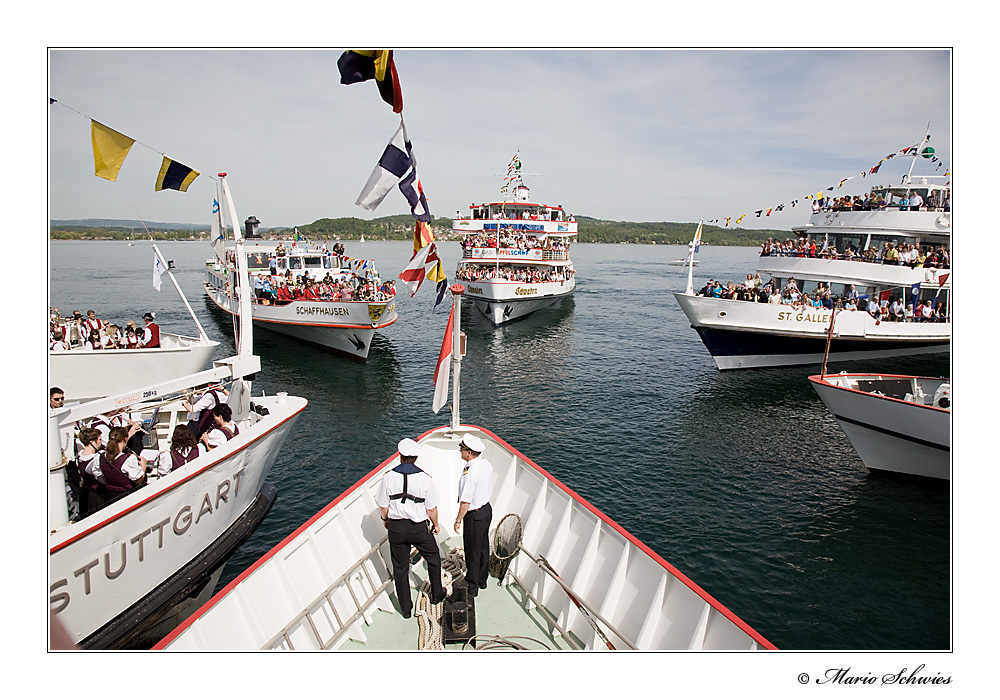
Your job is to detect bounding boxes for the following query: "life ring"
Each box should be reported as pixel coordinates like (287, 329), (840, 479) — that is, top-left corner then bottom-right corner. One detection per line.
(935, 214), (950, 229)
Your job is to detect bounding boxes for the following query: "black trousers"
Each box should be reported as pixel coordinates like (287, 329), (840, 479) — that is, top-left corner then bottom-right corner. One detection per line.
(388, 519), (443, 615)
(462, 502), (492, 594)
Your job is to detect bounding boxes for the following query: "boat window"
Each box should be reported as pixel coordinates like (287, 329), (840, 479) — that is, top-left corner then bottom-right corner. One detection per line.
(289, 257), (302, 270)
(323, 256), (334, 269)
(276, 258), (287, 270)
(247, 252), (267, 268)
(304, 256), (322, 268)
(834, 235), (863, 255)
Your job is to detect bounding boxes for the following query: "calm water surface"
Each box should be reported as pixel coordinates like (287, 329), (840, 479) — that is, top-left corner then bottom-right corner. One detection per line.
(50, 240), (951, 651)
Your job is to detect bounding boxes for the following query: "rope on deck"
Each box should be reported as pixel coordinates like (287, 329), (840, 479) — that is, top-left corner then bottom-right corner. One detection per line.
(416, 547), (466, 650)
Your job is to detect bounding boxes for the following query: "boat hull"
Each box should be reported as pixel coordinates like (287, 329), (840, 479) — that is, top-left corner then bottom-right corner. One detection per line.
(809, 374), (950, 480)
(465, 279), (576, 325)
(49, 335), (220, 402)
(203, 277), (396, 360)
(675, 292), (949, 370)
(49, 393), (307, 648)
(156, 425), (773, 651)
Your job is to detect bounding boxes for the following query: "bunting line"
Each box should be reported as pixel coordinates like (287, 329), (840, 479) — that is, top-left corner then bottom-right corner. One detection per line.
(704, 140), (950, 228)
(51, 97), (208, 190)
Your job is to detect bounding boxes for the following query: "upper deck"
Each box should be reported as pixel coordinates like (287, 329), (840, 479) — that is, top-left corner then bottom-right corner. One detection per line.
(453, 176), (578, 238)
(793, 177), (951, 243)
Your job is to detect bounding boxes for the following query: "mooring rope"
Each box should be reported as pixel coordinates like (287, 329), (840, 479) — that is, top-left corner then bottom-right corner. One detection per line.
(416, 547), (466, 650)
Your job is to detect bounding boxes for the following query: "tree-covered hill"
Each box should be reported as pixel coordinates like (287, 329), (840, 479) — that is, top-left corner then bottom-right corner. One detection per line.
(50, 214), (788, 246)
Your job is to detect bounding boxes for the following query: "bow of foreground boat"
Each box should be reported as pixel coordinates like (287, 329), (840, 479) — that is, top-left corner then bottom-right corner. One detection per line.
(156, 425), (774, 651)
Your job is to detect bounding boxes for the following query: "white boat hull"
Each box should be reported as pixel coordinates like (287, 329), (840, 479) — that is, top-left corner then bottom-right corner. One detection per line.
(464, 278), (576, 325)
(809, 374), (949, 479)
(49, 334), (220, 402)
(674, 292), (950, 370)
(204, 275), (396, 359)
(157, 425), (773, 651)
(49, 393), (308, 648)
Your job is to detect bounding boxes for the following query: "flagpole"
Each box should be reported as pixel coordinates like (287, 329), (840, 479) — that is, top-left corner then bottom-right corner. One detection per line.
(450, 283), (465, 431)
(685, 219), (702, 295)
(153, 243), (209, 342)
(219, 174), (254, 361)
(820, 309), (838, 379)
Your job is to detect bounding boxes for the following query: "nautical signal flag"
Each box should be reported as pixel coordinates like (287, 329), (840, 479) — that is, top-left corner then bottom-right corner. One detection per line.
(414, 220), (434, 255)
(155, 156), (200, 192)
(338, 50), (403, 113)
(356, 119), (432, 222)
(399, 241), (445, 297)
(91, 120), (135, 182)
(432, 305), (454, 414)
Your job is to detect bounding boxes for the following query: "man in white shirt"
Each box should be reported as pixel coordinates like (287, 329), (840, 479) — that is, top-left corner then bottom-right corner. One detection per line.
(454, 433), (494, 598)
(376, 439), (445, 618)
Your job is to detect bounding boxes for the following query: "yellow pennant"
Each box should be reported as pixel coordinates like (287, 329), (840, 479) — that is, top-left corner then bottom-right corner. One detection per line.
(91, 120), (135, 181)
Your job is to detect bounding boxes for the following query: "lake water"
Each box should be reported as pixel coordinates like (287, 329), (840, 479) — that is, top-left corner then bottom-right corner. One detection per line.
(49, 239), (951, 651)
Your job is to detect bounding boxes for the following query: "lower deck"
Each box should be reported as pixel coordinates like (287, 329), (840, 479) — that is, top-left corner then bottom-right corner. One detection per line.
(337, 538), (578, 651)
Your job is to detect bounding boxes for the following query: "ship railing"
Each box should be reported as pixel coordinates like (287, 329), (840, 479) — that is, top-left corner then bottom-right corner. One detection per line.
(264, 535), (394, 650)
(459, 248), (569, 261)
(509, 543), (638, 650)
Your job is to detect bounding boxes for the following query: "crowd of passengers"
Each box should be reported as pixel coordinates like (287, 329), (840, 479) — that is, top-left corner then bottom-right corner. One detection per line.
(49, 308), (161, 351)
(810, 189), (949, 212)
(460, 230), (570, 253)
(455, 263), (575, 284)
(695, 275), (949, 322)
(760, 237), (950, 268)
(54, 382), (241, 520)
(246, 269), (396, 304)
(465, 208), (575, 221)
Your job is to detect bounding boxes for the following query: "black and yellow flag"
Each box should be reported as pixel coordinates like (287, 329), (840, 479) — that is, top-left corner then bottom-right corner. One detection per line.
(91, 120), (135, 181)
(155, 156), (200, 192)
(338, 50), (403, 113)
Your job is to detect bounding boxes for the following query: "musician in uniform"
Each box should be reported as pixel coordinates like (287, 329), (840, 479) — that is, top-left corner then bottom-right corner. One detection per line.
(453, 433), (494, 598)
(375, 438), (446, 618)
(140, 312), (161, 348)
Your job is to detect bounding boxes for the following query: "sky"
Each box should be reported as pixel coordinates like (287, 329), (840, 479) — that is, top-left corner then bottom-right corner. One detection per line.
(47, 49), (952, 230)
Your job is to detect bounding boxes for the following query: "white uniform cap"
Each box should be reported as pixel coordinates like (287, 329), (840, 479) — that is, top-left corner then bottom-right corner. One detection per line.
(397, 438), (422, 458)
(460, 433), (485, 454)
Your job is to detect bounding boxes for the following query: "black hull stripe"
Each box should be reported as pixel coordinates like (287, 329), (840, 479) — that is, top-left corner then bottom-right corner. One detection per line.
(833, 413), (950, 453)
(695, 326), (949, 358)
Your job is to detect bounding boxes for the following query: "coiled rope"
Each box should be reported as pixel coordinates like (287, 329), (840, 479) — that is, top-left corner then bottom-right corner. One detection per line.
(416, 547), (466, 650)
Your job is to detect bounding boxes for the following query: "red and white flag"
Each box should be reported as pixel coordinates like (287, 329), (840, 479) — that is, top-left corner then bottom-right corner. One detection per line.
(432, 306), (454, 414)
(398, 241), (443, 296)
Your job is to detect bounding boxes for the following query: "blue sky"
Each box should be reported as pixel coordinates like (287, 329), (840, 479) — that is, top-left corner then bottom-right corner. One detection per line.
(47, 49), (951, 230)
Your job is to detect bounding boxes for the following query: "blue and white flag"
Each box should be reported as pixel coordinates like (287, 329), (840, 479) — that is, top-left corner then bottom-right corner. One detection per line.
(153, 253), (165, 292)
(356, 122), (411, 211)
(692, 220), (703, 253)
(356, 119), (432, 222)
(397, 120), (431, 222)
(211, 196), (225, 261)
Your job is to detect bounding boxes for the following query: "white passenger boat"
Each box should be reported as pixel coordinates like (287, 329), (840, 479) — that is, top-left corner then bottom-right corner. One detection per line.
(205, 235), (397, 360)
(155, 286), (774, 651)
(809, 372), (950, 480)
(49, 176), (308, 649)
(50, 245), (220, 402)
(675, 132), (951, 370)
(453, 160), (577, 325)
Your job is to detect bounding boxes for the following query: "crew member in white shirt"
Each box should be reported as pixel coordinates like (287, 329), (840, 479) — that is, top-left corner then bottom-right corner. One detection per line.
(375, 439), (446, 618)
(453, 433), (494, 598)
